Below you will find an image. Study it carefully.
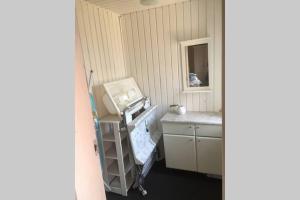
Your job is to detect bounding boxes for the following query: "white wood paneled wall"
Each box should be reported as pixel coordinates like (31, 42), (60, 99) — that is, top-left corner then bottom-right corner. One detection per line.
(76, 0), (222, 122)
(120, 0), (222, 122)
(76, 0), (127, 117)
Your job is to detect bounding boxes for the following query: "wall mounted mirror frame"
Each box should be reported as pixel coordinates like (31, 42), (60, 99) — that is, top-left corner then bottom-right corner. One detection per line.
(180, 37), (213, 93)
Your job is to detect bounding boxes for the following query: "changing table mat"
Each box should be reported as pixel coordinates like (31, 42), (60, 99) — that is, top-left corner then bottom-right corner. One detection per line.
(129, 123), (156, 165)
(127, 105), (159, 165)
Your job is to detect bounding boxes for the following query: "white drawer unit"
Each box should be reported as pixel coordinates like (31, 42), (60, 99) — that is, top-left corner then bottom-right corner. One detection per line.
(195, 124), (222, 138)
(163, 134), (197, 171)
(162, 122), (195, 136)
(161, 111), (222, 176)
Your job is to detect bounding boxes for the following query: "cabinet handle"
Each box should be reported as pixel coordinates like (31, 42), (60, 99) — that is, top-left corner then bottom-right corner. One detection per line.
(189, 139), (193, 142)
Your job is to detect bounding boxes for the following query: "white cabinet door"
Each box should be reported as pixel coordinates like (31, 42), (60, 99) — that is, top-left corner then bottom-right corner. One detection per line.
(163, 134), (196, 171)
(75, 29), (106, 200)
(196, 137), (222, 175)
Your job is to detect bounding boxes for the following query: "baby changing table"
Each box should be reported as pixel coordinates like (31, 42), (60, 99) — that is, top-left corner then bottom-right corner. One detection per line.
(100, 77), (162, 196)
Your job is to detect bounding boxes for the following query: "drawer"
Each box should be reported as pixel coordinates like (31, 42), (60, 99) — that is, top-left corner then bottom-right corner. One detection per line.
(195, 124), (222, 138)
(162, 122), (195, 136)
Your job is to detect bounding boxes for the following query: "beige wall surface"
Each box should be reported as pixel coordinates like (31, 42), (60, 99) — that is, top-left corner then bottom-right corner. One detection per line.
(120, 0), (222, 122)
(76, 0), (128, 117)
(76, 0), (222, 122)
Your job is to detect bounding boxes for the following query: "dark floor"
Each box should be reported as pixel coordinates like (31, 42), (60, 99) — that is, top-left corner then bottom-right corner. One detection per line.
(106, 160), (222, 200)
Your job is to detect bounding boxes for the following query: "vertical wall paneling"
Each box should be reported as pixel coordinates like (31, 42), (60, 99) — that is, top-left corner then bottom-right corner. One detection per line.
(93, 7), (107, 82)
(80, 1), (102, 114)
(81, 1), (97, 80)
(137, 11), (150, 97)
(191, 0), (200, 112)
(86, 3), (105, 115)
(76, 0), (127, 117)
(83, 1), (102, 113)
(110, 12), (119, 78)
(106, 9), (116, 80)
(111, 12), (125, 79)
(199, 0), (207, 37)
(124, 14), (138, 82)
(214, 0), (222, 112)
(155, 7), (169, 115)
(76, 0), (222, 120)
(183, 1), (193, 111)
(130, 12), (145, 93)
(206, 0), (215, 111)
(114, 16), (126, 78)
(103, 9), (114, 80)
(119, 17), (131, 77)
(163, 6), (174, 114)
(98, 8), (111, 82)
(119, 0), (222, 119)
(104, 10), (116, 80)
(143, 10), (157, 106)
(176, 2), (187, 109)
(169, 4), (180, 106)
(76, 0), (92, 78)
(149, 9), (163, 118)
(199, 0), (208, 111)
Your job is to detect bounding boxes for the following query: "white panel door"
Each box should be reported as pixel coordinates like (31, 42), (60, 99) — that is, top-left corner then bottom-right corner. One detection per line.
(196, 137), (222, 175)
(75, 26), (106, 200)
(163, 134), (196, 171)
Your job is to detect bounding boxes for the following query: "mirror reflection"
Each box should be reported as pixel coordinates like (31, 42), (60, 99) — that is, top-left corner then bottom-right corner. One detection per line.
(187, 43), (209, 87)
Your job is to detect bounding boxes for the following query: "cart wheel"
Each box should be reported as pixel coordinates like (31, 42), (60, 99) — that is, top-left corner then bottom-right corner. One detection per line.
(138, 185), (147, 196)
(142, 190), (147, 196)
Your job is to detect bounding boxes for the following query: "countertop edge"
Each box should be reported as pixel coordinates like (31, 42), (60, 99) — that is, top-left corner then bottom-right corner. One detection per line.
(160, 119), (222, 125)
(160, 111), (222, 125)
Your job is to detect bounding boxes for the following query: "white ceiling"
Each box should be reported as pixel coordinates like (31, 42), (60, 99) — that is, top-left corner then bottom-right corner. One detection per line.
(87, 0), (189, 15)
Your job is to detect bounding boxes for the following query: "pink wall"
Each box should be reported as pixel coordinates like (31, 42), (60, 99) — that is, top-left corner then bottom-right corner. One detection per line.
(75, 24), (106, 200)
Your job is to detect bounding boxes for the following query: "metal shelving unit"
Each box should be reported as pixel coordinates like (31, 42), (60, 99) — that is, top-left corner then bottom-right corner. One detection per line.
(100, 115), (135, 196)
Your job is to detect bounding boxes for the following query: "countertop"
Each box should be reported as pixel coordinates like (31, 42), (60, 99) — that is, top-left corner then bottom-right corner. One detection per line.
(160, 111), (222, 125)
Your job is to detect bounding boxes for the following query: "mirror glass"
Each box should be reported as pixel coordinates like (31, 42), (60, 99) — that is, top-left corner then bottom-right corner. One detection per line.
(187, 43), (209, 87)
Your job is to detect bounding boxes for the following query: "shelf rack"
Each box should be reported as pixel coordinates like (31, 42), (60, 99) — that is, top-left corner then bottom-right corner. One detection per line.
(100, 115), (135, 196)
